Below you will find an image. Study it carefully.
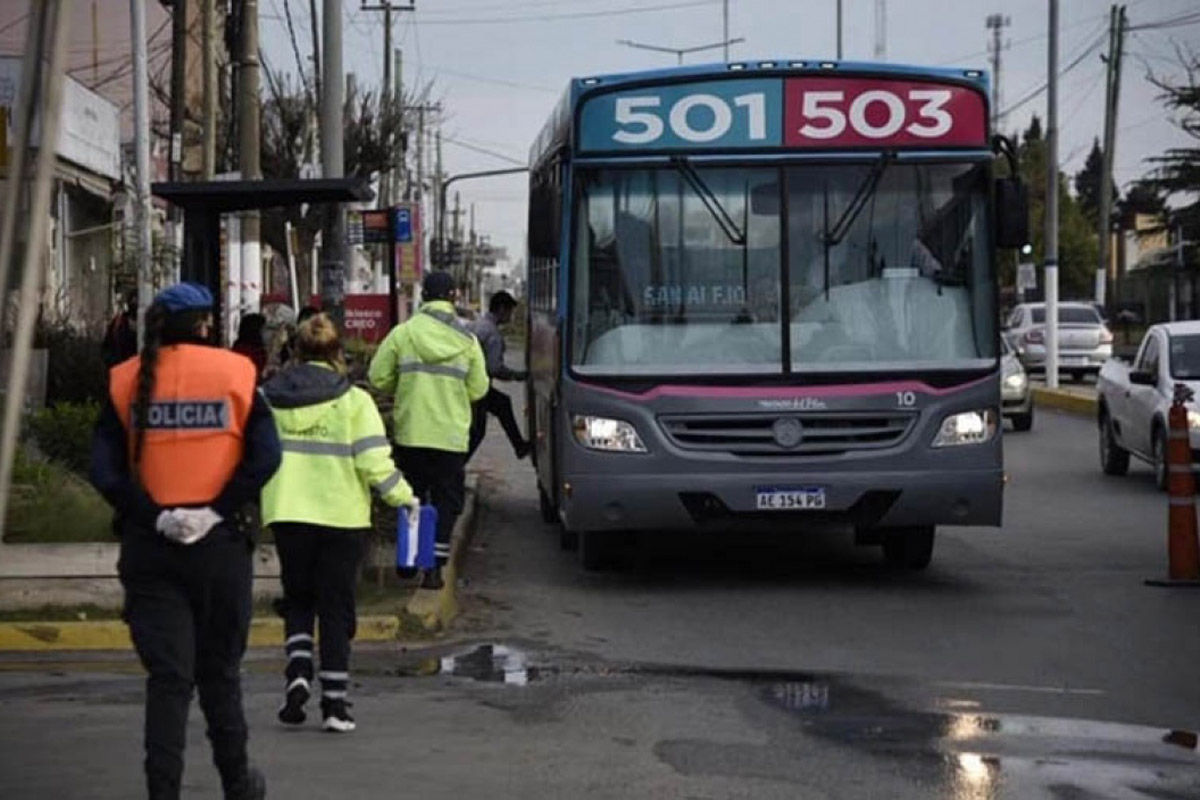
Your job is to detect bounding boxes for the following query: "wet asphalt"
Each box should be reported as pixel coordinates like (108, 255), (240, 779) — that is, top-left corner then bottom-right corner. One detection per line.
(1, 396), (1199, 798)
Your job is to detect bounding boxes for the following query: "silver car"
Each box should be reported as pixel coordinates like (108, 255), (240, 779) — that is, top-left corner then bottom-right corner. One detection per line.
(1003, 301), (1114, 382)
(1001, 338), (1033, 431)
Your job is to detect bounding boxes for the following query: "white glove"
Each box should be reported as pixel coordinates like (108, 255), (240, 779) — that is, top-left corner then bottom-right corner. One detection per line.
(157, 507), (223, 545)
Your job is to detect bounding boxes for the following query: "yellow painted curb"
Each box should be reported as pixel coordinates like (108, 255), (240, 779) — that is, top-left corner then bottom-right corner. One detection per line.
(0, 615), (403, 653)
(1032, 386), (1097, 417)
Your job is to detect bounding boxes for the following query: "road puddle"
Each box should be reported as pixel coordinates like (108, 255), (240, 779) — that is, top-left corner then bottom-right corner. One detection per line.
(399, 644), (544, 686)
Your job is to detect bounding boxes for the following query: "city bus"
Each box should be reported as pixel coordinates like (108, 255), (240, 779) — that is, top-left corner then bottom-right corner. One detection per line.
(525, 60), (1028, 571)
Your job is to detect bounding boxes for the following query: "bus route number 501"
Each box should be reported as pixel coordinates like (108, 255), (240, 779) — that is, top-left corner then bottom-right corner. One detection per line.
(613, 93), (768, 145)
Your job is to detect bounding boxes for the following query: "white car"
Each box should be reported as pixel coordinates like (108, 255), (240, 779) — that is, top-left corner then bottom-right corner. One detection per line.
(1001, 338), (1033, 432)
(1096, 321), (1200, 489)
(1003, 302), (1114, 382)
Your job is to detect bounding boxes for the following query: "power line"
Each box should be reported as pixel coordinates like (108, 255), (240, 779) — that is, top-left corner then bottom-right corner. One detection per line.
(443, 135), (526, 166)
(417, 0), (607, 15)
(419, 63), (558, 93)
(999, 29), (1108, 118)
(412, 0), (719, 26)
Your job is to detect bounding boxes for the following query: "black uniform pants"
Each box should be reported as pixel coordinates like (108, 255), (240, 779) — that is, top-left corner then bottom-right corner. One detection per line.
(468, 386), (525, 459)
(273, 523), (362, 700)
(394, 446), (465, 567)
(118, 524), (253, 800)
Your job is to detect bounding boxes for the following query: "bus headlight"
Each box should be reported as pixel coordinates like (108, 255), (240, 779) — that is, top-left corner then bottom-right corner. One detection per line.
(932, 409), (998, 447)
(572, 415), (648, 453)
(1004, 371), (1027, 392)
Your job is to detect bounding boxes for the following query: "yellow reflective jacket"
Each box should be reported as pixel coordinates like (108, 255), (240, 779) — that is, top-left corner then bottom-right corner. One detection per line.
(260, 362), (413, 529)
(368, 300), (489, 452)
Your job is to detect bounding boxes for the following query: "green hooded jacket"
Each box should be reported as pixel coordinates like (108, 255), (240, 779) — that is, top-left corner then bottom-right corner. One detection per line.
(368, 300), (489, 452)
(261, 362), (413, 529)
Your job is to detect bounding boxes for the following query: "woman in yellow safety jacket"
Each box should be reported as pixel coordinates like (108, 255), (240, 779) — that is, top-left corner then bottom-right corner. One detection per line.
(260, 313), (414, 733)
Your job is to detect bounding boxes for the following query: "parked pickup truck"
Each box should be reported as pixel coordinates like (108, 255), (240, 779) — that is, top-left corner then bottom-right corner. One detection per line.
(1096, 321), (1200, 489)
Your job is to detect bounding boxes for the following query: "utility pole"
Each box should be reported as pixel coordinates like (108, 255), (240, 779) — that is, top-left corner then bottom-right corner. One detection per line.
(874, 0), (886, 60)
(360, 2), (415, 207)
(320, 0), (345, 322)
(168, 0), (188, 282)
(309, 0), (321, 109)
(836, 0), (843, 59)
(201, 0), (216, 178)
(986, 13), (1010, 131)
(239, 0), (262, 324)
(1046, 0), (1060, 389)
(394, 47), (404, 199)
(1096, 4), (1127, 307)
(723, 0), (730, 62)
(132, 0), (153, 344)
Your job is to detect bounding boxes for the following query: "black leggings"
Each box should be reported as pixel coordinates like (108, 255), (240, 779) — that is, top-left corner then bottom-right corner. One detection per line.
(273, 524), (363, 701)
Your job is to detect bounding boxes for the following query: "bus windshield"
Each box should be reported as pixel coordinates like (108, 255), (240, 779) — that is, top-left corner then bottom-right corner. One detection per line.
(571, 162), (996, 377)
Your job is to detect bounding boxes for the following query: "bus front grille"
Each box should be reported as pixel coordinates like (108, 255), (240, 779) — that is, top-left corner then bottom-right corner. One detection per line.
(659, 411), (916, 457)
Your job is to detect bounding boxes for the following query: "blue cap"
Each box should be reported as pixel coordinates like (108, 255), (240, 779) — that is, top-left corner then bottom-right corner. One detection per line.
(154, 282), (214, 313)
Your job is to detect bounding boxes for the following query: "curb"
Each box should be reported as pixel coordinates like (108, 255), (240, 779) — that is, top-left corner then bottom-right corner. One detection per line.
(0, 475), (482, 652)
(1032, 386), (1098, 418)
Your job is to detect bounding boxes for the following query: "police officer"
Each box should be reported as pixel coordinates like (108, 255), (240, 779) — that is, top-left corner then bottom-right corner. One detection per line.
(369, 271), (488, 588)
(90, 282), (281, 800)
(261, 313), (415, 733)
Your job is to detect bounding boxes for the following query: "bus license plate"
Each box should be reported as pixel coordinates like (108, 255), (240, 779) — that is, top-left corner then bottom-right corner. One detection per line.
(756, 488), (826, 511)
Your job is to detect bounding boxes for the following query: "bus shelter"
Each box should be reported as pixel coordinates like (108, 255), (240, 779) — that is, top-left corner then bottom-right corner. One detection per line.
(151, 177), (372, 332)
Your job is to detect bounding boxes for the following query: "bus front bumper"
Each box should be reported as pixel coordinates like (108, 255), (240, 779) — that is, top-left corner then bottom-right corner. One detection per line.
(558, 468), (1004, 533)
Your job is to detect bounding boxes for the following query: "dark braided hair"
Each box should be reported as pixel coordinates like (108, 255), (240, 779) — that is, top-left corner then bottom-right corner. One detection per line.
(131, 303), (212, 469)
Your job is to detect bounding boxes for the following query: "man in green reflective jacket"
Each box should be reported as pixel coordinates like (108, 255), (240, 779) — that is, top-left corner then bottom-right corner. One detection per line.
(369, 271), (488, 588)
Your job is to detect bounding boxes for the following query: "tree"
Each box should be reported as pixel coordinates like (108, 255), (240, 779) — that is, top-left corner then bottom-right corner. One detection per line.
(1015, 116), (1099, 299)
(1074, 138), (1115, 229)
(257, 65), (429, 300)
(1144, 45), (1200, 200)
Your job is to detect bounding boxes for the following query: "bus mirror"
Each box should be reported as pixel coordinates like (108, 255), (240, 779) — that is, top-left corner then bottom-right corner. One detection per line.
(995, 178), (1029, 249)
(750, 182), (780, 215)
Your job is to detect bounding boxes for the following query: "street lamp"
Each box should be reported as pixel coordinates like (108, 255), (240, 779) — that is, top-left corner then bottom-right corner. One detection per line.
(617, 37), (746, 65)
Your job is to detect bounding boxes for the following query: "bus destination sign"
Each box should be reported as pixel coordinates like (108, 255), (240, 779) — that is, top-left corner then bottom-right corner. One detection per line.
(578, 76), (987, 153)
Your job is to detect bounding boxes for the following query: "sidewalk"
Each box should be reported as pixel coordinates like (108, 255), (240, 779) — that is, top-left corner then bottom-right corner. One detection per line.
(0, 474), (481, 652)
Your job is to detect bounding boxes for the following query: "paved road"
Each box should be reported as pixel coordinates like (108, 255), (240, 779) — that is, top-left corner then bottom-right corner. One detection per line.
(1, 400), (1198, 798)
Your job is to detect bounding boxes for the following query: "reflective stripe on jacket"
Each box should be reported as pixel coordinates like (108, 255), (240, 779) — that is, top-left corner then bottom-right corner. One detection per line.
(109, 344), (257, 507)
(260, 362), (413, 529)
(368, 300), (489, 452)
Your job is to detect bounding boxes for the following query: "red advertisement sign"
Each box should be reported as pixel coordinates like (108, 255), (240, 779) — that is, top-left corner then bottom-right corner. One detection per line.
(784, 78), (986, 149)
(343, 294), (391, 343)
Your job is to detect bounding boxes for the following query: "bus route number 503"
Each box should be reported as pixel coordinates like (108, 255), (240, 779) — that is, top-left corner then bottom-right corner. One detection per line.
(613, 93), (768, 145)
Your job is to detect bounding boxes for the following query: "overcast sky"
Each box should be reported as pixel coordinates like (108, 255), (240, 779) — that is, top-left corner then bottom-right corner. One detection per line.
(260, 0), (1200, 270)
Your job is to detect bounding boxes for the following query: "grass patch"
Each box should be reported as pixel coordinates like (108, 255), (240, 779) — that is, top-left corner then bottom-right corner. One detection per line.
(4, 450), (113, 543)
(0, 603), (121, 622)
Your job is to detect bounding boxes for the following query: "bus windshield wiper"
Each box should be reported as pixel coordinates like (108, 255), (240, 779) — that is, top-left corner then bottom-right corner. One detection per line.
(670, 156), (746, 246)
(821, 153), (893, 299)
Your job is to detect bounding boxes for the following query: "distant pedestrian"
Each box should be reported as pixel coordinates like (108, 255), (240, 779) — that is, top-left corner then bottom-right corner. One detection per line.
(278, 305), (319, 366)
(232, 312), (268, 381)
(369, 271), (488, 589)
(102, 288), (139, 366)
(89, 282), (280, 800)
(261, 313), (415, 733)
(468, 290), (530, 460)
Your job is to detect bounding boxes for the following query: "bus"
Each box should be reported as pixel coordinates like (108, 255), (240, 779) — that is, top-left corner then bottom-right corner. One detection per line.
(525, 59), (1028, 572)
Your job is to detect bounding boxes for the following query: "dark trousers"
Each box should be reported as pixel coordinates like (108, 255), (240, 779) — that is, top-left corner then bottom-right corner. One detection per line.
(118, 525), (253, 800)
(273, 523), (362, 701)
(394, 446), (465, 566)
(468, 387), (526, 458)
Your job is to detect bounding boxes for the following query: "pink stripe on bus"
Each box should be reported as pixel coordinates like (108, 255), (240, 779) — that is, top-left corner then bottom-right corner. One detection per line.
(577, 376), (992, 402)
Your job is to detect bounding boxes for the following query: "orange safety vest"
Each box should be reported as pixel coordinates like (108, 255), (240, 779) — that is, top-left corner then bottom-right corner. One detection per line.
(109, 344), (257, 507)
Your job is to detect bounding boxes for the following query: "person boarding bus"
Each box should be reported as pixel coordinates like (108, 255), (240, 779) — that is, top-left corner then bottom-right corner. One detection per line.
(89, 282), (281, 800)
